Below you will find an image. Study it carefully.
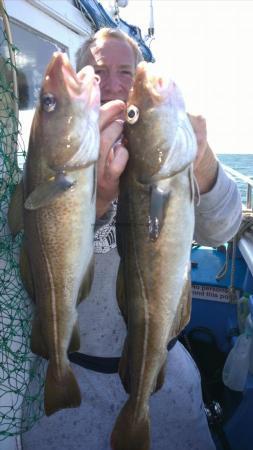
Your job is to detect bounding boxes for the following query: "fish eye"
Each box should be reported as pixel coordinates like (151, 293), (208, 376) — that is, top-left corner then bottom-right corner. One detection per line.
(41, 93), (56, 112)
(126, 105), (139, 124)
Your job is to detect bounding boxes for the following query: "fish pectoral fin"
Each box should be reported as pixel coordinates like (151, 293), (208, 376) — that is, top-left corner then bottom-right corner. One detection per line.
(30, 317), (49, 359)
(77, 256), (94, 303)
(20, 243), (35, 301)
(149, 183), (171, 241)
(24, 173), (76, 210)
(8, 180), (24, 235)
(44, 363), (81, 416)
(68, 321), (80, 353)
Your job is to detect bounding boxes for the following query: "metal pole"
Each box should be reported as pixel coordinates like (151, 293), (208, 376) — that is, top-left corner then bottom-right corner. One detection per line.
(148, 0), (154, 37)
(246, 185), (252, 210)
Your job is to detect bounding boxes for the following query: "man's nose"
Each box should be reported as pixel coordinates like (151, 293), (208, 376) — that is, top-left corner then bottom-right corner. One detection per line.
(105, 72), (122, 94)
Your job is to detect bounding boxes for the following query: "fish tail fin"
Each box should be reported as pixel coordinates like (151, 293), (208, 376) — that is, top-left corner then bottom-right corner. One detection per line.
(111, 400), (150, 450)
(44, 362), (81, 416)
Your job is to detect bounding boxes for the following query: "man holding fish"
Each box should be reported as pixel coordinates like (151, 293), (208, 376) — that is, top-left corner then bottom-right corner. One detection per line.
(22, 28), (241, 450)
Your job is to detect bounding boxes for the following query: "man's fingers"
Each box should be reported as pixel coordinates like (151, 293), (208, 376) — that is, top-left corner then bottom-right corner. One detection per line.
(99, 100), (125, 131)
(99, 121), (124, 166)
(188, 114), (206, 135)
(107, 144), (129, 179)
(97, 145), (129, 205)
(97, 102), (128, 207)
(100, 144), (129, 181)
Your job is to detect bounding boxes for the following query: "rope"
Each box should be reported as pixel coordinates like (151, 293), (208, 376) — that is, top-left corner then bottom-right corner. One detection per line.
(236, 210), (253, 240)
(227, 234), (238, 303)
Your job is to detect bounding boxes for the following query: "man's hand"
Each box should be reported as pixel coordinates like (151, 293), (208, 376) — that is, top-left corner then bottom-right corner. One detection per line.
(96, 109), (219, 218)
(96, 100), (129, 218)
(188, 114), (219, 194)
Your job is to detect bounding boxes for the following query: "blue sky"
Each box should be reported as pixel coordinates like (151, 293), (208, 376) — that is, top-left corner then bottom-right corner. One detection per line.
(120, 0), (253, 154)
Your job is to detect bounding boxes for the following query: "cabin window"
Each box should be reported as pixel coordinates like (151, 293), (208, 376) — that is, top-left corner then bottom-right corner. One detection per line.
(0, 0), (91, 166)
(0, 18), (66, 160)
(0, 18), (66, 109)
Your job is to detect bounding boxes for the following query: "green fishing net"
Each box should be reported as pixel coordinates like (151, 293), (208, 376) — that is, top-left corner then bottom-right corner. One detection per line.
(0, 9), (45, 441)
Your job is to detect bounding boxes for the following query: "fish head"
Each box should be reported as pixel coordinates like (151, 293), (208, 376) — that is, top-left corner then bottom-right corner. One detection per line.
(30, 52), (100, 171)
(124, 61), (197, 181)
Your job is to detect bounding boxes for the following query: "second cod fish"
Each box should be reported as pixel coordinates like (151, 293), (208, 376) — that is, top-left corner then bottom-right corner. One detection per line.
(111, 62), (198, 450)
(8, 52), (100, 415)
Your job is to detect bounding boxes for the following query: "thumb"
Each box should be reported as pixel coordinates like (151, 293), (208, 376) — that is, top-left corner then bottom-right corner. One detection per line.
(100, 100), (126, 131)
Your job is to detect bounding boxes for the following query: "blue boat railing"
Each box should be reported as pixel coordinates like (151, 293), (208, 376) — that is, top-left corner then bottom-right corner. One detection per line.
(222, 164), (253, 211)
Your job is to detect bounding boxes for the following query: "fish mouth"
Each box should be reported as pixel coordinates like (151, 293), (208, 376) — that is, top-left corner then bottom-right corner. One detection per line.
(77, 64), (100, 108)
(44, 52), (100, 106)
(129, 61), (184, 110)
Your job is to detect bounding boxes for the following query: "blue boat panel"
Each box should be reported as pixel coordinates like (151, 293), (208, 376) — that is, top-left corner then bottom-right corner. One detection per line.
(188, 246), (248, 352)
(191, 246), (247, 290)
(186, 299), (237, 353)
(223, 389), (253, 450)
(243, 268), (253, 293)
(188, 246), (253, 450)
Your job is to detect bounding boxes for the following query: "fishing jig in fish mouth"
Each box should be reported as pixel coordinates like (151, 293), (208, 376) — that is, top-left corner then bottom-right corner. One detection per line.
(41, 93), (56, 112)
(148, 184), (171, 241)
(126, 104), (139, 124)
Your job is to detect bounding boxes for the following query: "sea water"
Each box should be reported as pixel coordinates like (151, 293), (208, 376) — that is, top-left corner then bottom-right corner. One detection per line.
(218, 154), (253, 206)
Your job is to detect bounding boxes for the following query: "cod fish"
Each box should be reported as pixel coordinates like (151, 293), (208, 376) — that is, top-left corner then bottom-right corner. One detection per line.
(111, 62), (197, 450)
(8, 52), (100, 415)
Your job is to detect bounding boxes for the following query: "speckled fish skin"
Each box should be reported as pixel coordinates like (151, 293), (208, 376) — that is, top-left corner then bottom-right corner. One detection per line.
(111, 62), (197, 450)
(22, 52), (100, 416)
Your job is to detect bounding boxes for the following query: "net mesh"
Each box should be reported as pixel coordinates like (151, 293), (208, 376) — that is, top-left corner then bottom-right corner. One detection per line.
(0, 6), (45, 441)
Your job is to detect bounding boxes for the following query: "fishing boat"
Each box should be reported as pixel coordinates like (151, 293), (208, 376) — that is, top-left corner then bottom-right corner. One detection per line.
(0, 1), (252, 450)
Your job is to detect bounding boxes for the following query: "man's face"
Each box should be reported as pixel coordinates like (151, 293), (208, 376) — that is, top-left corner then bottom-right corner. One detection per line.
(88, 38), (136, 105)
